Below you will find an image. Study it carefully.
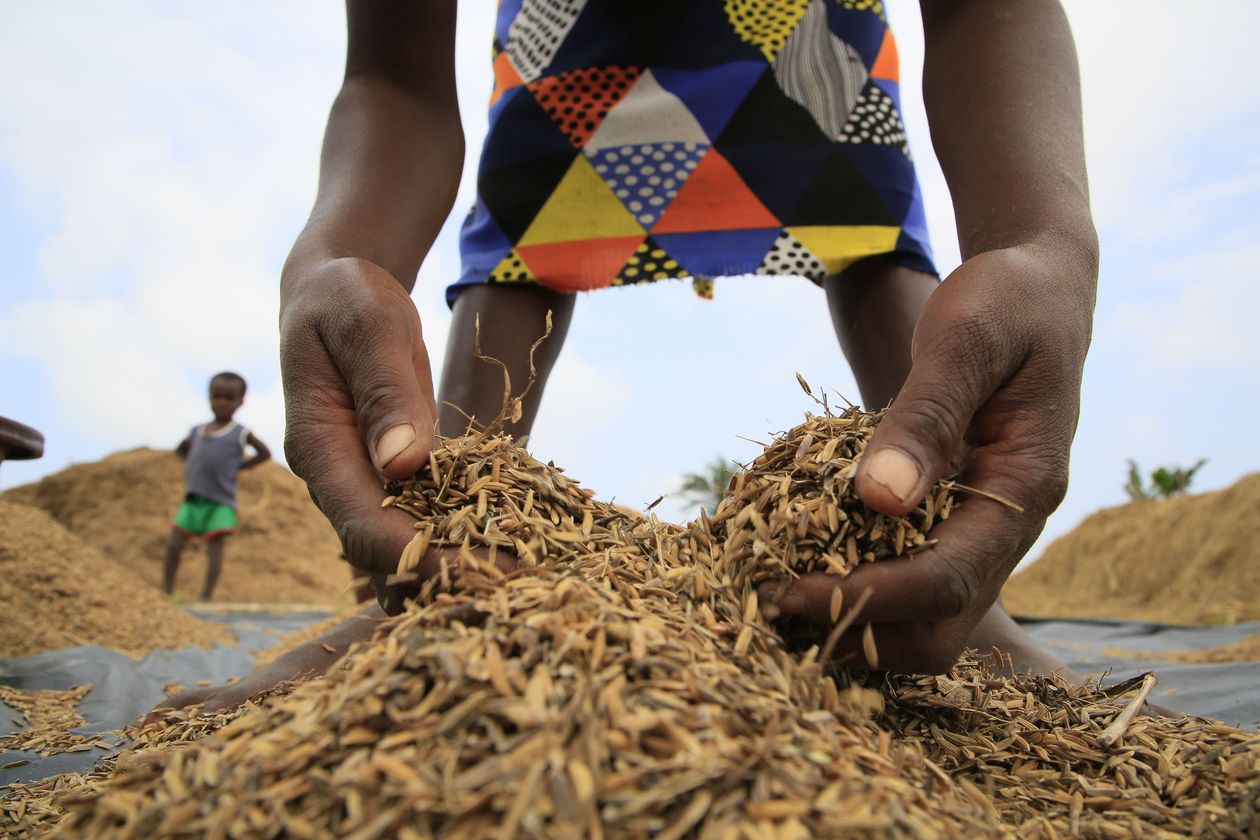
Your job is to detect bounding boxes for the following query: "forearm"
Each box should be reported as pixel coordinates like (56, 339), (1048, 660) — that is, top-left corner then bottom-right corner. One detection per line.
(284, 77), (464, 293)
(920, 0), (1098, 275)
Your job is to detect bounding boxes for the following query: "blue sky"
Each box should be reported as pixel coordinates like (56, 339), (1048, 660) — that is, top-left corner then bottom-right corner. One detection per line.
(2, 1), (1258, 568)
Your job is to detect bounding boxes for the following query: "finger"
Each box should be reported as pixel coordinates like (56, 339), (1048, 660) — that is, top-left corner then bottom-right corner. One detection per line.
(775, 482), (1030, 625)
(812, 619), (973, 675)
(283, 354), (422, 580)
(318, 265), (438, 480)
(856, 300), (1023, 516)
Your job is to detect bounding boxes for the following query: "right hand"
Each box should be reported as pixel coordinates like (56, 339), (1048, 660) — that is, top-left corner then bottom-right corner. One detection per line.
(280, 256), (439, 606)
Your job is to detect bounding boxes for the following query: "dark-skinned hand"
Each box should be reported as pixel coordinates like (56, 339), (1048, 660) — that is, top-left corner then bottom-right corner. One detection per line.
(280, 256), (446, 610)
(769, 240), (1096, 674)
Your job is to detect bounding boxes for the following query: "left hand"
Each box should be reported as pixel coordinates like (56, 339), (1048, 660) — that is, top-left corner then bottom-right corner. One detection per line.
(771, 240), (1097, 673)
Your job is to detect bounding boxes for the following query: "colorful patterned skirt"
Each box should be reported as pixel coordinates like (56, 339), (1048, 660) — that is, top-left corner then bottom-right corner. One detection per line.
(452, 0), (935, 304)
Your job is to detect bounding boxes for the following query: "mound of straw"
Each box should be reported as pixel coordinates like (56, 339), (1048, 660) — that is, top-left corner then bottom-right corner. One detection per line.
(5, 394), (1259, 838)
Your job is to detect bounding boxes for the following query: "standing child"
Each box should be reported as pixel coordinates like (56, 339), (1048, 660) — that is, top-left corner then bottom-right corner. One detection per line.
(163, 372), (271, 601)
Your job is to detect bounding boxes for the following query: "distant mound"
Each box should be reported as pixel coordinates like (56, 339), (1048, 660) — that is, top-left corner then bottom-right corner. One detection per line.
(1003, 472), (1260, 625)
(0, 500), (232, 658)
(3, 448), (350, 606)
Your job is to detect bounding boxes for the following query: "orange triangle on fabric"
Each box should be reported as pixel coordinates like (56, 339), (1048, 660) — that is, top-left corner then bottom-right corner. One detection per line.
(870, 29), (899, 82)
(516, 235), (645, 292)
(490, 51), (525, 107)
(652, 149), (780, 234)
(528, 66), (642, 148)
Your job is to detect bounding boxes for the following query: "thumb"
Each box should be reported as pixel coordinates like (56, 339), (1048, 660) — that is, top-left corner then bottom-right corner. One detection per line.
(335, 297), (439, 481)
(857, 316), (1015, 516)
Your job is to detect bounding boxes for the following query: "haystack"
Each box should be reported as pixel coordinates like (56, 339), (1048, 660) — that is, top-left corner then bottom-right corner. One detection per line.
(0, 500), (232, 658)
(3, 449), (349, 605)
(1003, 473), (1260, 625)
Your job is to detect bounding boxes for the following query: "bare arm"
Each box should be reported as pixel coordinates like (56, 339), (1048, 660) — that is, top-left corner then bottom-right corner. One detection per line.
(777, 0), (1098, 673)
(280, 0), (465, 588)
(175, 435), (192, 460)
(241, 432), (272, 470)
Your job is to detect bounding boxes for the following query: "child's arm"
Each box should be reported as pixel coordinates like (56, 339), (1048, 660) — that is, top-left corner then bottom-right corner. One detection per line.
(174, 434), (192, 461)
(241, 432), (272, 470)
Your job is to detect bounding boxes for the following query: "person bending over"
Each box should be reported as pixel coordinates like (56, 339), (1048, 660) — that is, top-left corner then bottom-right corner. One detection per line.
(164, 0), (1099, 717)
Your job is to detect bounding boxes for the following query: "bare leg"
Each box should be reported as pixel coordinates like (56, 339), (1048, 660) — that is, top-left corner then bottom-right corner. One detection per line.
(200, 537), (225, 602)
(824, 256), (1070, 677)
(162, 530), (189, 595)
(436, 283), (576, 439)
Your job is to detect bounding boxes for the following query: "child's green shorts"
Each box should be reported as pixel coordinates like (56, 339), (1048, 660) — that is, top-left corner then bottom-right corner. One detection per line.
(173, 494), (238, 539)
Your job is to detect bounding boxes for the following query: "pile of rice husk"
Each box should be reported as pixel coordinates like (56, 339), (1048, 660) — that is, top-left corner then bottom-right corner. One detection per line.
(2, 448), (350, 605)
(1102, 631), (1260, 666)
(1160, 631), (1260, 664)
(0, 501), (233, 658)
(1003, 472), (1260, 625)
(0, 685), (108, 758)
(4, 400), (1259, 838)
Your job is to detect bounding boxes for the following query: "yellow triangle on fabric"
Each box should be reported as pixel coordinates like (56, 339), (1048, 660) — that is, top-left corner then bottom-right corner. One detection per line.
(725, 0), (811, 63)
(518, 155), (646, 246)
(786, 225), (901, 274)
(487, 249), (536, 283)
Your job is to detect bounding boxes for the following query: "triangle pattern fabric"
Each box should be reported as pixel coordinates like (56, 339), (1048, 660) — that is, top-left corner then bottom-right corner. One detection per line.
(504, 0), (586, 83)
(488, 249), (538, 284)
(715, 69), (832, 146)
(653, 61), (765, 141)
(653, 148), (780, 233)
(613, 237), (690, 286)
(585, 70), (709, 150)
(869, 27), (899, 82)
(725, 0), (812, 63)
(839, 0), (887, 23)
(772, 0), (868, 142)
(718, 142), (831, 223)
(835, 81), (908, 154)
(518, 154), (646, 246)
(587, 142), (708, 229)
(787, 224), (900, 274)
(478, 152), (578, 243)
(490, 50), (525, 107)
(653, 227), (783, 277)
(756, 230), (826, 280)
(517, 235), (645, 292)
(788, 147), (894, 227)
(528, 66), (642, 148)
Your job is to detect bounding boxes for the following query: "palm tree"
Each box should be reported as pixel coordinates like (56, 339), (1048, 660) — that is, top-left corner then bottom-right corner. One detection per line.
(677, 456), (736, 515)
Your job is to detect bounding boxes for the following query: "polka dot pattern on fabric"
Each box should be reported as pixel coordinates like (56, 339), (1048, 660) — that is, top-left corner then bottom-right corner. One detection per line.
(528, 66), (642, 148)
(504, 0), (585, 83)
(588, 142), (707, 229)
(836, 82), (909, 154)
(757, 230), (827, 281)
(839, 0), (887, 22)
(724, 0), (812, 63)
(488, 250), (536, 284)
(614, 238), (689, 286)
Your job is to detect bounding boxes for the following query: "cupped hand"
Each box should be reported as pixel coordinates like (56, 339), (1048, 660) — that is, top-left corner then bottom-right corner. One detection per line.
(280, 256), (439, 606)
(773, 240), (1097, 673)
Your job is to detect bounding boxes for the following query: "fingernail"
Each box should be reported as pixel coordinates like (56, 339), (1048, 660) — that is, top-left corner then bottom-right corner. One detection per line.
(376, 424), (416, 468)
(865, 449), (920, 502)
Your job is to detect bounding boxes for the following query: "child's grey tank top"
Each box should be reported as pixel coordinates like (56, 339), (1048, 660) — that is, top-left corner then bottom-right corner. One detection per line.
(184, 422), (249, 508)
